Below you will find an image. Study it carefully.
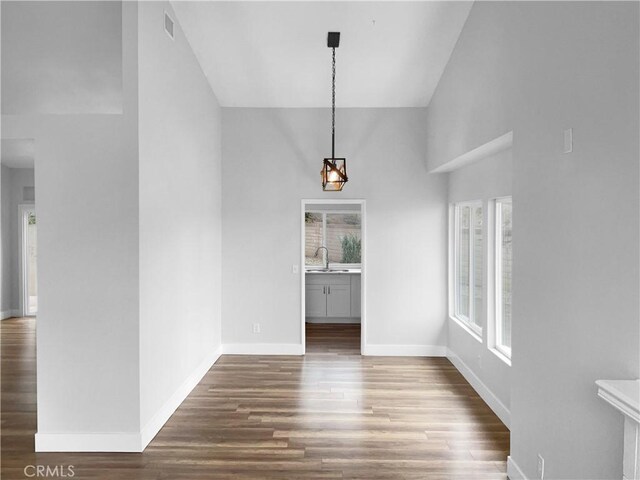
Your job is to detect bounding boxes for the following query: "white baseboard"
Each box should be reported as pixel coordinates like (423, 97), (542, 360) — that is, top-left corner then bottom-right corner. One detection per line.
(222, 343), (304, 355)
(1, 309), (19, 320)
(140, 345), (222, 449)
(363, 344), (447, 356)
(306, 317), (361, 324)
(35, 432), (142, 452)
(447, 348), (511, 428)
(36, 346), (223, 452)
(507, 456), (527, 480)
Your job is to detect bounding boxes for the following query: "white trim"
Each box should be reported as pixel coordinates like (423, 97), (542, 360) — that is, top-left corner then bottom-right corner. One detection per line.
(363, 344), (447, 357)
(494, 197), (513, 358)
(447, 204), (455, 331)
(36, 347), (222, 452)
(449, 315), (482, 343)
(140, 346), (222, 449)
(35, 432), (142, 453)
(596, 379), (640, 423)
(451, 201), (483, 335)
(301, 203), (306, 350)
(1, 309), (19, 320)
(507, 456), (528, 480)
(305, 317), (361, 324)
(301, 199), (366, 355)
(222, 343), (304, 356)
(305, 209), (361, 215)
(495, 344), (512, 361)
(485, 200), (497, 352)
(447, 348), (511, 428)
(431, 131), (513, 173)
(489, 346), (512, 367)
(18, 204), (36, 317)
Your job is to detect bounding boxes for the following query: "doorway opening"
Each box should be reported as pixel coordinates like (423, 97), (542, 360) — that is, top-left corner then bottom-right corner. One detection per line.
(1, 139), (36, 321)
(19, 205), (37, 316)
(300, 199), (366, 354)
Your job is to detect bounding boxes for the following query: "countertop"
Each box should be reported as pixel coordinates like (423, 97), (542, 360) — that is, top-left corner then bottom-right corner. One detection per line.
(305, 269), (361, 275)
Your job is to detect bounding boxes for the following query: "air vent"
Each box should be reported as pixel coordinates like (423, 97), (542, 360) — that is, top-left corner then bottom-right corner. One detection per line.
(164, 11), (175, 40)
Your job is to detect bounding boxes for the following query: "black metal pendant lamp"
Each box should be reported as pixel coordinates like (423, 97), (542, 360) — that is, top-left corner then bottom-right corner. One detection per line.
(321, 32), (348, 192)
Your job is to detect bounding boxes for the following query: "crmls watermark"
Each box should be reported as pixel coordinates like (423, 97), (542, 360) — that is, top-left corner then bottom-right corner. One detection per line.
(23, 465), (75, 477)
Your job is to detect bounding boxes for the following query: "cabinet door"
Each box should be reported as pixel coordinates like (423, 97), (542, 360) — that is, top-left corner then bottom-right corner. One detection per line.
(305, 284), (327, 317)
(326, 284), (351, 317)
(350, 275), (361, 318)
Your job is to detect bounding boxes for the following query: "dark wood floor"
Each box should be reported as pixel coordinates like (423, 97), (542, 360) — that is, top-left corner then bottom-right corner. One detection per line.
(1, 318), (509, 479)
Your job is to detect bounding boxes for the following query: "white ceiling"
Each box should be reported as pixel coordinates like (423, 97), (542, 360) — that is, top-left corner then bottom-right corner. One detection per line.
(1, 139), (35, 168)
(172, 1), (473, 108)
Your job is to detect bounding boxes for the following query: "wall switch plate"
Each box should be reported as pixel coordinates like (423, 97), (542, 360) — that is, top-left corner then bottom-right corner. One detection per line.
(252, 323), (260, 334)
(292, 264), (299, 274)
(563, 128), (573, 154)
(537, 454), (545, 479)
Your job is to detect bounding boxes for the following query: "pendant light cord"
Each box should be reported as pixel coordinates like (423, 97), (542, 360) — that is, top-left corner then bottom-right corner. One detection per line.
(331, 46), (336, 159)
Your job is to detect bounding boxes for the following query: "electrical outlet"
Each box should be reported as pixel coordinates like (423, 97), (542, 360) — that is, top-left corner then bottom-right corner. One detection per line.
(252, 323), (261, 334)
(477, 354), (482, 369)
(537, 454), (545, 479)
(292, 264), (299, 274)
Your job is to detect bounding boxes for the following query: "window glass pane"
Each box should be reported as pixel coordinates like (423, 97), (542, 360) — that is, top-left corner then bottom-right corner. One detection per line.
(456, 206), (470, 318)
(326, 213), (361, 264)
(499, 201), (513, 349)
(305, 212), (324, 266)
(472, 206), (483, 326)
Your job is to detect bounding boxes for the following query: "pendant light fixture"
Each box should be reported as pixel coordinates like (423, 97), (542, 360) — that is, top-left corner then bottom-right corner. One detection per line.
(321, 32), (348, 192)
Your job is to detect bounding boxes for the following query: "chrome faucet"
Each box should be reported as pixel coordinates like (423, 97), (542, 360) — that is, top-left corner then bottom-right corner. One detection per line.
(314, 246), (329, 270)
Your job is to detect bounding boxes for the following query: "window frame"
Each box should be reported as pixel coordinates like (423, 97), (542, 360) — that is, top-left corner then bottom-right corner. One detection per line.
(494, 197), (512, 360)
(451, 201), (483, 338)
(304, 210), (362, 270)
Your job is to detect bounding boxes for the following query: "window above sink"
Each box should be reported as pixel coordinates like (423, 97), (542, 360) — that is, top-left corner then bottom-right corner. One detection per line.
(305, 211), (361, 270)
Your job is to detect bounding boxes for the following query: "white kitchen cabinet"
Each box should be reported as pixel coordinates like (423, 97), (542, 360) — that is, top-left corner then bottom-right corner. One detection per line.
(305, 273), (360, 321)
(305, 284), (327, 317)
(326, 284), (351, 317)
(350, 275), (361, 318)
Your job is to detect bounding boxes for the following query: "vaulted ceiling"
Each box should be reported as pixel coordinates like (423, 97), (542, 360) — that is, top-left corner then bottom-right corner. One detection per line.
(172, 1), (473, 108)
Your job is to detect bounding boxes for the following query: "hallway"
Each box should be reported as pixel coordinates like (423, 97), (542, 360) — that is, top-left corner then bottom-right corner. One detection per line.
(1, 318), (508, 479)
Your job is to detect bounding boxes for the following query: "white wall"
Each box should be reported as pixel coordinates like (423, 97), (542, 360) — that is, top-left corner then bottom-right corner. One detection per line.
(427, 2), (639, 478)
(1, 1), (123, 114)
(0, 166), (35, 315)
(2, 1), (141, 440)
(222, 108), (448, 352)
(2, 0), (223, 450)
(138, 1), (222, 434)
(447, 149), (512, 421)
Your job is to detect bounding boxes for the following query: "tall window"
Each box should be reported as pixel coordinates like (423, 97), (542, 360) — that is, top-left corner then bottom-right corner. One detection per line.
(305, 212), (361, 267)
(495, 198), (512, 357)
(453, 202), (483, 334)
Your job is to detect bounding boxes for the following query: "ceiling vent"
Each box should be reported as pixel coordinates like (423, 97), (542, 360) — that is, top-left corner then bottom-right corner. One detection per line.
(164, 11), (175, 40)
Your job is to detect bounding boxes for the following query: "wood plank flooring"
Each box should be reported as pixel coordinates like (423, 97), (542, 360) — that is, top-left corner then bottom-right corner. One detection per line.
(1, 319), (509, 479)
